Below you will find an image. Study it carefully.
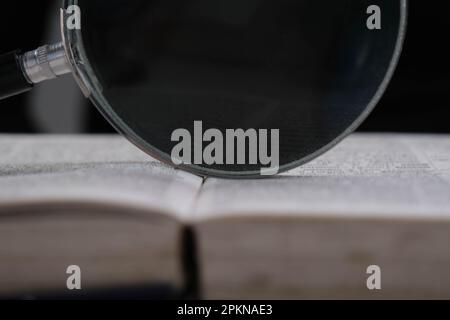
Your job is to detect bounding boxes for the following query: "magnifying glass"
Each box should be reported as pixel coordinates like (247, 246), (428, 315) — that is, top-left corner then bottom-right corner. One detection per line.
(0, 0), (407, 178)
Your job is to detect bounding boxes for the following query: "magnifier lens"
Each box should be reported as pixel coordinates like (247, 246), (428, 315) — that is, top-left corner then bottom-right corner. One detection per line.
(63, 0), (406, 177)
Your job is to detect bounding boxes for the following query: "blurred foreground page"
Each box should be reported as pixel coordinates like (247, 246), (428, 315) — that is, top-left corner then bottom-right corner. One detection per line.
(0, 135), (203, 299)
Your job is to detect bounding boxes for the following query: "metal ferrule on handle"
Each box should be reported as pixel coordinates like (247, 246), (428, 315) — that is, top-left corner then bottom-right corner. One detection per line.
(21, 42), (72, 84)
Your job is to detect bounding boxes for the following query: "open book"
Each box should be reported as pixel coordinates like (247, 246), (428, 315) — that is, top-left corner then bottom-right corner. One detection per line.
(1, 134), (450, 299)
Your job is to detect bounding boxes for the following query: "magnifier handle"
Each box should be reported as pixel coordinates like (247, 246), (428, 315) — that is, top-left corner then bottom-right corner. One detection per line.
(0, 43), (72, 101)
(0, 50), (33, 100)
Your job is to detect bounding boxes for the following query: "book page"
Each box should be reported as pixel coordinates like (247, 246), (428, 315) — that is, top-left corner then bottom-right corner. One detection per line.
(0, 135), (204, 296)
(195, 134), (450, 220)
(195, 134), (450, 299)
(0, 135), (203, 220)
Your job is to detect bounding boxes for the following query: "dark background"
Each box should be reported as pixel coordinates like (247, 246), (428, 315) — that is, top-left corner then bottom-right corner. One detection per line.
(0, 1), (448, 134)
